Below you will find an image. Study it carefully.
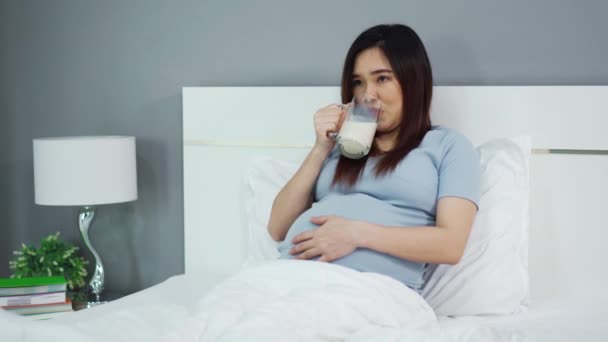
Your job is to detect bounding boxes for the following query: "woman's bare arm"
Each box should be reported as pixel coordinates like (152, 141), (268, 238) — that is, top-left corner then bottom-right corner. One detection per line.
(267, 103), (345, 241)
(290, 197), (477, 264)
(267, 146), (331, 241)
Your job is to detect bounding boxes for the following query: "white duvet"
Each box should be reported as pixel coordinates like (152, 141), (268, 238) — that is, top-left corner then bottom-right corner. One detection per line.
(0, 260), (439, 342)
(3, 260), (607, 341)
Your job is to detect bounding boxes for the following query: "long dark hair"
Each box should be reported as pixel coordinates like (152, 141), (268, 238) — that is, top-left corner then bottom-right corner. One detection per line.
(333, 24), (433, 187)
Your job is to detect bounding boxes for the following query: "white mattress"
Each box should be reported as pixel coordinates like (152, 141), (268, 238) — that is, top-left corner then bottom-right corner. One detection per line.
(2, 272), (607, 341)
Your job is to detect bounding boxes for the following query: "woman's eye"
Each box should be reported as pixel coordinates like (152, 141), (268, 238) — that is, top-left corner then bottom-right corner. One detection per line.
(352, 79), (362, 87)
(378, 75), (390, 83)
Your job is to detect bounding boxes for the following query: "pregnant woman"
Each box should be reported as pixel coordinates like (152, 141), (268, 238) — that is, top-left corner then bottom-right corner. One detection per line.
(267, 23), (480, 292)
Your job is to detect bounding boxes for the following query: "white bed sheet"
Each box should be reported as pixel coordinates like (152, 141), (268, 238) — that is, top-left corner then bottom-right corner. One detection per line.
(437, 298), (608, 342)
(1, 272), (227, 342)
(2, 264), (607, 342)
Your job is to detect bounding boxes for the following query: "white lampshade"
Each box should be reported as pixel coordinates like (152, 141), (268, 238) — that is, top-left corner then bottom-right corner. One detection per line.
(33, 136), (138, 206)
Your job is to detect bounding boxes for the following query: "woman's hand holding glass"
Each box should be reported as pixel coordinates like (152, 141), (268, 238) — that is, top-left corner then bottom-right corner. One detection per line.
(289, 215), (363, 262)
(313, 104), (347, 155)
(314, 95), (382, 159)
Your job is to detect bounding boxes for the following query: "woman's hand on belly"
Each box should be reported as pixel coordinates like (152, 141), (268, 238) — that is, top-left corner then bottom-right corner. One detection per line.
(289, 215), (363, 262)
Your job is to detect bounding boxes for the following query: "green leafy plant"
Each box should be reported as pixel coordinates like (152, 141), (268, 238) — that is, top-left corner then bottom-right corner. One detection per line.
(9, 232), (89, 291)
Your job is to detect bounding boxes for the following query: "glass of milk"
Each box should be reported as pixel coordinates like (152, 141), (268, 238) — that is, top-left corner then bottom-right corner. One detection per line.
(332, 94), (381, 159)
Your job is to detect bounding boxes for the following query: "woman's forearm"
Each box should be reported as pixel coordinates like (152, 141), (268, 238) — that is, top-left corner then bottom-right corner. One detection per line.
(355, 223), (466, 265)
(267, 146), (331, 242)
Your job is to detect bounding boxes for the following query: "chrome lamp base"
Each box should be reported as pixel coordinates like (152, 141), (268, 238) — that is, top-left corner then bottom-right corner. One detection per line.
(78, 206), (105, 302)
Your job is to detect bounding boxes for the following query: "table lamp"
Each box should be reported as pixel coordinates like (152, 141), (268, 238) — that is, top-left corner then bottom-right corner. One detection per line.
(33, 136), (137, 304)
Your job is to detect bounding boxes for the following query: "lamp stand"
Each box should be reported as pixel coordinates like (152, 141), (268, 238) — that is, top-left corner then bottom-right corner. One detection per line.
(78, 206), (106, 304)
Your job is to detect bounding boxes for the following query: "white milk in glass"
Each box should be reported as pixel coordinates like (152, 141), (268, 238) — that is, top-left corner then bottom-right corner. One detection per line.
(337, 121), (377, 159)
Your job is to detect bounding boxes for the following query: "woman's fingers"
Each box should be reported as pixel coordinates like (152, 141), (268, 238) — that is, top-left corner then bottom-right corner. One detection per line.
(321, 103), (345, 111)
(289, 240), (315, 255)
(318, 123), (337, 134)
(317, 104), (346, 117)
(315, 111), (342, 123)
(317, 122), (339, 136)
(292, 230), (314, 244)
(312, 103), (347, 149)
(316, 119), (341, 128)
(318, 255), (330, 262)
(295, 247), (322, 260)
(315, 107), (343, 135)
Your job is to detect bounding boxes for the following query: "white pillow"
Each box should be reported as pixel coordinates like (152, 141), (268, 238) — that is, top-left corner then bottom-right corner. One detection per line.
(421, 136), (531, 316)
(242, 158), (298, 266)
(242, 136), (531, 316)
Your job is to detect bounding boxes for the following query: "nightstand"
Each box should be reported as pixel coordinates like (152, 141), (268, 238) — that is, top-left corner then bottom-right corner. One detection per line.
(71, 290), (128, 311)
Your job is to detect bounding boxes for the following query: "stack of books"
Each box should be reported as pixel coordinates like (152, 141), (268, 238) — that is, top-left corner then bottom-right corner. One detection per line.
(0, 276), (73, 320)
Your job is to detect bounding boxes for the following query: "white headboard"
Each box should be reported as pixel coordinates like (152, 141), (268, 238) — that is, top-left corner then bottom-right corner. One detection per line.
(183, 86), (608, 302)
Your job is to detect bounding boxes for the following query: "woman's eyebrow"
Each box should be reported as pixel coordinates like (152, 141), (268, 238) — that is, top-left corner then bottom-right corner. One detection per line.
(352, 69), (394, 77)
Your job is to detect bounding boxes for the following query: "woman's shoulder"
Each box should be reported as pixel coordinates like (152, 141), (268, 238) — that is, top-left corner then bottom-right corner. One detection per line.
(423, 125), (475, 150)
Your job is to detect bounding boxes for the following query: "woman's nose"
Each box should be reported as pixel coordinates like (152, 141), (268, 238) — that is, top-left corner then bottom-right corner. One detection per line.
(362, 84), (378, 99)
(360, 92), (379, 104)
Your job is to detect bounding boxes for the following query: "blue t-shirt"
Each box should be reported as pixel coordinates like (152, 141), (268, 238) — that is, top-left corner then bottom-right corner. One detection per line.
(278, 126), (481, 291)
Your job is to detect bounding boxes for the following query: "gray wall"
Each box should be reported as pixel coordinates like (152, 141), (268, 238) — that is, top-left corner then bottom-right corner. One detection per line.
(1, 0), (13, 275)
(1, 0), (607, 294)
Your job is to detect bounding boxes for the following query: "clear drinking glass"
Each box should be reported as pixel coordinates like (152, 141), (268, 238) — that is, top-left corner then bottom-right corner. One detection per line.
(329, 94), (382, 159)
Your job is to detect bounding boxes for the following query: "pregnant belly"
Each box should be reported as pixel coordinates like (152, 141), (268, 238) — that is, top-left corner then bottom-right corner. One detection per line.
(277, 193), (430, 290)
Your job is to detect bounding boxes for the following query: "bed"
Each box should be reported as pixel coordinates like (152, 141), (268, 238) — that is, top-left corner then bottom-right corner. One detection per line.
(181, 86), (608, 341)
(2, 86), (607, 341)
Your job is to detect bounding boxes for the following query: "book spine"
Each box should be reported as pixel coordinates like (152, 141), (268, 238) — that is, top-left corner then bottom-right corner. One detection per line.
(3, 299), (72, 310)
(0, 292), (66, 307)
(7, 302), (73, 315)
(0, 284), (67, 296)
(0, 276), (66, 287)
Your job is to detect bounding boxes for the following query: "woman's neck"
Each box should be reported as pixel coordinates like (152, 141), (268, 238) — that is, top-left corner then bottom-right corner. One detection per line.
(374, 129), (399, 153)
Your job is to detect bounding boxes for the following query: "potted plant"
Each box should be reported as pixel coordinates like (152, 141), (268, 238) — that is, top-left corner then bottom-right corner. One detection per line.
(9, 232), (89, 302)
